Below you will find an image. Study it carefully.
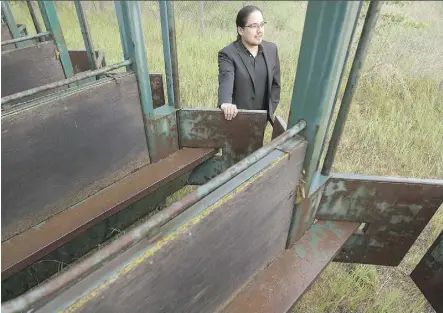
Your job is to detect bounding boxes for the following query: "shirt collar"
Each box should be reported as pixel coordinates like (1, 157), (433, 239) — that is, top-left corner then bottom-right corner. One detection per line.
(240, 41), (263, 56)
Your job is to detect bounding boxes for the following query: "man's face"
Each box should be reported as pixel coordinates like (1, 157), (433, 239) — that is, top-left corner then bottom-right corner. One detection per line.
(239, 11), (265, 46)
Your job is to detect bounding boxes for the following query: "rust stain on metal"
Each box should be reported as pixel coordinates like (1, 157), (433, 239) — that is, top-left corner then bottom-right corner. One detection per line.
(178, 108), (267, 183)
(410, 230), (443, 313)
(146, 109), (179, 162)
(68, 50), (106, 74)
(272, 115), (287, 140)
(317, 174), (443, 266)
(1, 147), (216, 281)
(221, 220), (358, 313)
(149, 73), (166, 109)
(39, 139), (305, 313)
(287, 186), (325, 248)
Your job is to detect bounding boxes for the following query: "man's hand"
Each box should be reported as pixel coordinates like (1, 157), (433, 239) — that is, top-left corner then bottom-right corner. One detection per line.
(220, 103), (238, 120)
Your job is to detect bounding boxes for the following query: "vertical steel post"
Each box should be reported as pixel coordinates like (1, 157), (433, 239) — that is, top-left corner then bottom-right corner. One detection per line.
(37, 1), (51, 33)
(74, 0), (98, 71)
(1, 1), (27, 48)
(38, 1), (74, 79)
(286, 0), (362, 248)
(124, 1), (155, 119)
(316, 1), (363, 174)
(321, 1), (382, 176)
(26, 0), (44, 41)
(114, 0), (132, 71)
(166, 1), (181, 109)
(159, 0), (175, 107)
(119, 1), (168, 162)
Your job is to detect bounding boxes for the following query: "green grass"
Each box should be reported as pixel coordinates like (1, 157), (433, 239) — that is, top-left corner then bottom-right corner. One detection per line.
(9, 1), (443, 312)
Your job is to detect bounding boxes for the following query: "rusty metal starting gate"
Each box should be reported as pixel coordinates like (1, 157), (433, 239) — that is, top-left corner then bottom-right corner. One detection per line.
(1, 1), (442, 312)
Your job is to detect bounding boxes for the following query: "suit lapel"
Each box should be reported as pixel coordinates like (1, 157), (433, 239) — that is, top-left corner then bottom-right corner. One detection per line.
(262, 43), (273, 96)
(235, 41), (256, 92)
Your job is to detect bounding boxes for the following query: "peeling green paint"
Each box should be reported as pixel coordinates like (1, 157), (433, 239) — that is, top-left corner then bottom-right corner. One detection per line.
(390, 215), (413, 224)
(295, 246), (307, 259)
(324, 220), (344, 238)
(32, 222), (46, 231)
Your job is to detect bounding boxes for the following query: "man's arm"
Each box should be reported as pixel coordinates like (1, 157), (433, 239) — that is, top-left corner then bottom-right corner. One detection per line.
(218, 50), (235, 108)
(270, 45), (281, 112)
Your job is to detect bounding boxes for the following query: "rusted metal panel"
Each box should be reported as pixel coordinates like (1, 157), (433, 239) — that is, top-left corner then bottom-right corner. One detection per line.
(1, 148), (215, 301)
(67, 52), (165, 111)
(1, 124), (306, 313)
(410, 231), (443, 313)
(1, 41), (65, 98)
(68, 50), (106, 74)
(146, 107), (179, 162)
(286, 185), (326, 248)
(28, 137), (306, 313)
(272, 115), (287, 139)
(221, 220), (359, 313)
(316, 174), (443, 265)
(150, 72), (166, 108)
(1, 73), (151, 242)
(1, 23), (14, 51)
(1, 23), (34, 51)
(178, 108), (267, 184)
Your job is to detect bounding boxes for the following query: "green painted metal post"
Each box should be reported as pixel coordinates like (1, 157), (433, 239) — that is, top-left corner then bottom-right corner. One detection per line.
(166, 1), (181, 109)
(286, 1), (362, 248)
(159, 0), (175, 107)
(26, 0), (44, 41)
(124, 1), (155, 119)
(1, 1), (28, 48)
(114, 1), (132, 72)
(37, 1), (51, 34)
(74, 0), (98, 71)
(38, 1), (74, 79)
(321, 1), (383, 176)
(119, 1), (169, 162)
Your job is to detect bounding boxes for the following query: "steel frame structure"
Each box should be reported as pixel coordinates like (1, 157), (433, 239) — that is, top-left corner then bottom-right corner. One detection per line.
(1, 1), (442, 312)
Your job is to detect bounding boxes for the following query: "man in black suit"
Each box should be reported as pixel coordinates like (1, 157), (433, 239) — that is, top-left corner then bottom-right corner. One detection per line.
(217, 5), (281, 123)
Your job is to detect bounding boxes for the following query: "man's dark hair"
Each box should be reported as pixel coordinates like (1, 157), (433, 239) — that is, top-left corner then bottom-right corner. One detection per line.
(236, 5), (263, 41)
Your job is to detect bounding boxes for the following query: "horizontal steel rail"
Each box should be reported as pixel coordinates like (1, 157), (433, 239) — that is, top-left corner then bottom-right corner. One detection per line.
(1, 31), (51, 46)
(1, 60), (132, 105)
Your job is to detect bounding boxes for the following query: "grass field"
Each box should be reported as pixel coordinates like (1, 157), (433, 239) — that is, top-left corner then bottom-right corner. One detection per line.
(9, 1), (443, 312)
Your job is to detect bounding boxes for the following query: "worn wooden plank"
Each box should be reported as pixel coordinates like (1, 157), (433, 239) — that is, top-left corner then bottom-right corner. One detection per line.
(32, 137), (307, 313)
(316, 174), (443, 266)
(1, 41), (65, 97)
(1, 73), (150, 241)
(221, 220), (359, 313)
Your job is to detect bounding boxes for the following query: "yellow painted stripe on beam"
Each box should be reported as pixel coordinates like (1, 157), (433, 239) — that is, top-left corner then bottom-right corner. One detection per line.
(61, 153), (288, 313)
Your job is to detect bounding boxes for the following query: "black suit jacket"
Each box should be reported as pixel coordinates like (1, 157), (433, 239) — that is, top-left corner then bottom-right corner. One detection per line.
(217, 40), (281, 122)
